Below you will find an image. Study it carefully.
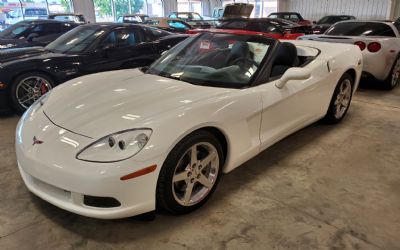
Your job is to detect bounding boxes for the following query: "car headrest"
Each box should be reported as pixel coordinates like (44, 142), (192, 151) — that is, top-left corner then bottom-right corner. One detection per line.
(230, 41), (250, 58)
(273, 42), (298, 67)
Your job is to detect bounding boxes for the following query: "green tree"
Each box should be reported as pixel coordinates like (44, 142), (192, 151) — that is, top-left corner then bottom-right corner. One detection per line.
(95, 0), (144, 17)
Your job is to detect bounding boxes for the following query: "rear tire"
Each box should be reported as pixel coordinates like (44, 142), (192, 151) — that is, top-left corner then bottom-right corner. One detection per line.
(322, 73), (354, 124)
(383, 54), (400, 90)
(156, 130), (224, 215)
(10, 72), (54, 114)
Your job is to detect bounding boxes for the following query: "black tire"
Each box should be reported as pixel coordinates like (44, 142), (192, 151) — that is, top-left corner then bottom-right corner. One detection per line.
(156, 130), (224, 215)
(10, 72), (55, 114)
(322, 73), (354, 124)
(383, 54), (400, 90)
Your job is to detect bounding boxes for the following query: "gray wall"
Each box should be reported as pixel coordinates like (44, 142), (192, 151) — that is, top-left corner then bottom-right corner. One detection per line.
(279, 0), (392, 21)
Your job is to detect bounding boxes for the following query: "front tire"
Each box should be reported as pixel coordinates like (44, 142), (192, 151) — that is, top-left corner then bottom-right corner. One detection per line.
(156, 130), (224, 214)
(322, 73), (354, 124)
(10, 72), (54, 114)
(383, 55), (400, 90)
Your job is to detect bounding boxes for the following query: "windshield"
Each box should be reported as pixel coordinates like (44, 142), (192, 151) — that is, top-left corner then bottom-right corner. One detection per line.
(46, 25), (105, 53)
(147, 32), (274, 88)
(325, 22), (396, 37)
(0, 22), (34, 39)
(318, 16), (352, 25)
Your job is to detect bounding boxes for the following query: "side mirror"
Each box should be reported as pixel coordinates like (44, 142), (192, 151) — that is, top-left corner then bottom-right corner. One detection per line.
(275, 67), (311, 89)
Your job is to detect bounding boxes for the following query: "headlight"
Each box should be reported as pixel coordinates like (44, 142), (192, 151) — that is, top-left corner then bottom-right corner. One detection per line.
(76, 129), (152, 163)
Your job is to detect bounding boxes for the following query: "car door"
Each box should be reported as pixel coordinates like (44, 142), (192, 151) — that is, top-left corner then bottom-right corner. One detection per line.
(83, 27), (144, 73)
(257, 67), (329, 151)
(33, 23), (63, 46)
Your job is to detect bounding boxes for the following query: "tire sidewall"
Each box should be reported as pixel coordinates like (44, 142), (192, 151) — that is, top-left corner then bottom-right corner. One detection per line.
(10, 72), (54, 114)
(156, 130), (224, 214)
(385, 54), (400, 90)
(324, 73), (354, 124)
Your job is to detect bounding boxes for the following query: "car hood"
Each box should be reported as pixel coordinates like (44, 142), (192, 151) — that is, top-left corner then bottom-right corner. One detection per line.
(0, 46), (47, 63)
(43, 69), (230, 138)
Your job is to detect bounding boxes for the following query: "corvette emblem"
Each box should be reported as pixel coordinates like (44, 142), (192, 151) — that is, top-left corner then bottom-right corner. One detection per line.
(32, 136), (44, 146)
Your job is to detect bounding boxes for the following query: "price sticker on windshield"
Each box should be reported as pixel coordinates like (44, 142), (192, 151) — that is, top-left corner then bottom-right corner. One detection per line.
(200, 41), (211, 50)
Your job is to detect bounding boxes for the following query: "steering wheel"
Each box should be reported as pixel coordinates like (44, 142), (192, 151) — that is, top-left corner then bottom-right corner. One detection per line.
(231, 57), (260, 68)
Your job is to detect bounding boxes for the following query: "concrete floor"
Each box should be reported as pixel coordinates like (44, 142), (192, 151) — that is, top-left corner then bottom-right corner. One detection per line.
(0, 80), (399, 250)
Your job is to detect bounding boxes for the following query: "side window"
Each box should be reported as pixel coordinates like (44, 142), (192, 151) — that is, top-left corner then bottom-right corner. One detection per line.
(290, 14), (300, 21)
(168, 20), (189, 30)
(169, 13), (177, 18)
(32, 24), (45, 36)
(269, 14), (278, 18)
(101, 29), (142, 47)
(44, 23), (62, 34)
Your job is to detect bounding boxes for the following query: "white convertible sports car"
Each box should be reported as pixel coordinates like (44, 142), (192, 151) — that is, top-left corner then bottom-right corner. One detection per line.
(16, 31), (362, 219)
(299, 21), (400, 90)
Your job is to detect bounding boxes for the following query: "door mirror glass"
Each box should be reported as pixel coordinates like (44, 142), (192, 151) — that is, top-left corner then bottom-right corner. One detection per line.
(276, 67), (311, 89)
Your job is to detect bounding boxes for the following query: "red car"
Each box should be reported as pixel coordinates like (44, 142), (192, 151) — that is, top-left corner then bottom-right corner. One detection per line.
(187, 18), (306, 40)
(268, 12), (312, 27)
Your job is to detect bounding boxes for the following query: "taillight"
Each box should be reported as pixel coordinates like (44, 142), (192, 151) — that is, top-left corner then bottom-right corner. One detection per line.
(354, 41), (366, 51)
(367, 42), (382, 53)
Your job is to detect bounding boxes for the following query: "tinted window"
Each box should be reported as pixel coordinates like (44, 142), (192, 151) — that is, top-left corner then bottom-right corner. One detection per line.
(46, 26), (105, 53)
(326, 22), (396, 37)
(318, 16), (354, 25)
(101, 29), (140, 47)
(269, 14), (278, 18)
(168, 20), (190, 30)
(44, 23), (62, 34)
(0, 23), (34, 39)
(144, 27), (171, 39)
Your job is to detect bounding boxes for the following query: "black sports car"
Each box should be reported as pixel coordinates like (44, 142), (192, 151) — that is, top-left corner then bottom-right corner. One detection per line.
(312, 15), (356, 34)
(0, 20), (80, 50)
(0, 23), (188, 114)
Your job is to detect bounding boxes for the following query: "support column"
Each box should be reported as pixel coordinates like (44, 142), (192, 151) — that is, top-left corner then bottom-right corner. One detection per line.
(72, 0), (96, 23)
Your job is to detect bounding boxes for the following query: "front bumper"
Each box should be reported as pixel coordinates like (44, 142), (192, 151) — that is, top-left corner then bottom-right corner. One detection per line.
(16, 109), (163, 219)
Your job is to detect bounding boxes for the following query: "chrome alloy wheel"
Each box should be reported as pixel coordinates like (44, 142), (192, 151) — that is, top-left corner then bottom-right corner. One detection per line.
(172, 142), (220, 206)
(390, 57), (400, 88)
(334, 78), (352, 119)
(15, 76), (52, 109)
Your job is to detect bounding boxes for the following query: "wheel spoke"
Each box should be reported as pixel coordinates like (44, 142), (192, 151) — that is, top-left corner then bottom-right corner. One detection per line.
(199, 150), (217, 171)
(342, 84), (350, 95)
(197, 174), (213, 188)
(18, 95), (34, 104)
(335, 103), (341, 116)
(173, 171), (188, 183)
(190, 145), (197, 166)
(183, 182), (194, 204)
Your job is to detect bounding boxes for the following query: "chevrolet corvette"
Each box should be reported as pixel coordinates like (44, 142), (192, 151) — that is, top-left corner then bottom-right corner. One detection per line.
(0, 23), (188, 114)
(300, 21), (400, 90)
(16, 31), (362, 219)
